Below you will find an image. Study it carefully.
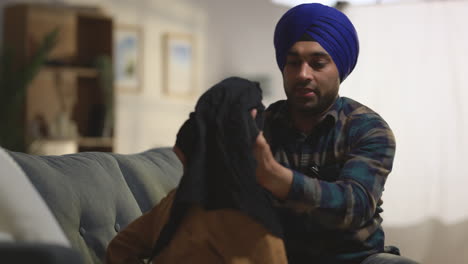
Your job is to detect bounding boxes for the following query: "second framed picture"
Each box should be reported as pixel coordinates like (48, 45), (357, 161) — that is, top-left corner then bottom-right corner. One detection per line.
(162, 33), (197, 98)
(114, 25), (143, 93)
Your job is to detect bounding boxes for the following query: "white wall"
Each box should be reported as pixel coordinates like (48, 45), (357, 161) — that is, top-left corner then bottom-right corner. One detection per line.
(343, 0), (468, 226)
(106, 0), (205, 153)
(341, 2), (468, 263)
(189, 0), (288, 106)
(110, 0), (290, 152)
(110, 0), (290, 153)
(94, 0), (206, 153)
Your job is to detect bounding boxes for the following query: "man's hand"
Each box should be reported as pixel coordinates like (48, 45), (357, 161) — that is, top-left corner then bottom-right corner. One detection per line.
(251, 109), (293, 200)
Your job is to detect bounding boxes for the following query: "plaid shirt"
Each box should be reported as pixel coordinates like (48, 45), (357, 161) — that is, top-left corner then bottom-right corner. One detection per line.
(264, 96), (396, 264)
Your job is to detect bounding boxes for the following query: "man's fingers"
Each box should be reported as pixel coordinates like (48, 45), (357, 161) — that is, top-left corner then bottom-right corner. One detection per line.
(250, 108), (258, 119)
(256, 131), (267, 146)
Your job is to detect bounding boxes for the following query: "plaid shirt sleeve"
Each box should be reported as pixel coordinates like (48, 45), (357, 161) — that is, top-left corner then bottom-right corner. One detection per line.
(286, 114), (396, 231)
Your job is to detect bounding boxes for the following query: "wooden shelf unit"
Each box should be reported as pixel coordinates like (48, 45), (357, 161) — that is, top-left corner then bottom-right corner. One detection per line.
(3, 3), (115, 153)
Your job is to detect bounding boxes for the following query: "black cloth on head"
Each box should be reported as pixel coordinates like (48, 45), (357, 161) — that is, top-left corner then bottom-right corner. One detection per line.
(151, 77), (283, 258)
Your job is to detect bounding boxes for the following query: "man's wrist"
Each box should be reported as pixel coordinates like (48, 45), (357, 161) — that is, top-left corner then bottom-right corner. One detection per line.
(264, 161), (293, 200)
(287, 170), (305, 201)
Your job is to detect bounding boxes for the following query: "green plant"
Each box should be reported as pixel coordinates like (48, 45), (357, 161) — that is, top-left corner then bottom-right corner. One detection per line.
(0, 29), (58, 152)
(94, 55), (114, 137)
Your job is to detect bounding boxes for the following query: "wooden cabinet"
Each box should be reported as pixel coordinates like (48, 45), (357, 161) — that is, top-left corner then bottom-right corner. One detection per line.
(3, 3), (114, 152)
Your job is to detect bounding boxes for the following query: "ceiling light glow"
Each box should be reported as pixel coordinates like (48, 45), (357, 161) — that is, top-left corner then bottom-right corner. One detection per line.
(271, 0), (402, 7)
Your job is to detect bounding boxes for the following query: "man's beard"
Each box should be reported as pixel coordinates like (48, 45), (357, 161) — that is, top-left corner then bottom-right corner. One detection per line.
(292, 91), (337, 116)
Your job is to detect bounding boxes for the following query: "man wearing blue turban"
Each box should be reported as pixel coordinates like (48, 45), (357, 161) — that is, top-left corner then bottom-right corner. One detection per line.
(252, 3), (419, 264)
(107, 3), (419, 264)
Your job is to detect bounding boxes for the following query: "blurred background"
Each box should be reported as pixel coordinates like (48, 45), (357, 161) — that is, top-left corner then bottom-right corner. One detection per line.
(1, 0), (467, 263)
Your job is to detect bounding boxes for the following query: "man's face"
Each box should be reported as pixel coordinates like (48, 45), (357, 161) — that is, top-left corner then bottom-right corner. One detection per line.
(282, 41), (340, 115)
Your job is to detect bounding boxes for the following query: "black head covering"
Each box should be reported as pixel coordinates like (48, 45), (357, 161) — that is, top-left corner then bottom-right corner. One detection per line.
(151, 77), (282, 258)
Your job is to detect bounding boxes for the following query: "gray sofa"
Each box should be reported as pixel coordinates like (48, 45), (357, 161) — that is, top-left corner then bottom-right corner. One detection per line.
(3, 147), (183, 264)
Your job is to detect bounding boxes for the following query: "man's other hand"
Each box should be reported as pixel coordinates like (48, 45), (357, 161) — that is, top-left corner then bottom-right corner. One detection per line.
(251, 109), (293, 200)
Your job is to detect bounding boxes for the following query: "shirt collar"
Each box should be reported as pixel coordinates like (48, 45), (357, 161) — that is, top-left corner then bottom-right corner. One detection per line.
(324, 96), (343, 125)
(272, 96), (343, 130)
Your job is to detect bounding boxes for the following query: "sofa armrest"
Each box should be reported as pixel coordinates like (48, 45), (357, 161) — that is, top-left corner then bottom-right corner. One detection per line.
(0, 242), (83, 264)
(5, 147), (182, 263)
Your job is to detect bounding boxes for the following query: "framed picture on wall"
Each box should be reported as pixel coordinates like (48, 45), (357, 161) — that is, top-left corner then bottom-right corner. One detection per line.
(162, 33), (196, 98)
(114, 25), (143, 93)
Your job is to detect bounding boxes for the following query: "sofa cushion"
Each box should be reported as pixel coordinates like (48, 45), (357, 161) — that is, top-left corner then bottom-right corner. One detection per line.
(0, 147), (70, 246)
(113, 149), (182, 213)
(7, 148), (182, 264)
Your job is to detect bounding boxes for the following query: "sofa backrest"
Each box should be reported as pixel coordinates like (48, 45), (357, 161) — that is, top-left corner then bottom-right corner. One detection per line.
(7, 148), (182, 264)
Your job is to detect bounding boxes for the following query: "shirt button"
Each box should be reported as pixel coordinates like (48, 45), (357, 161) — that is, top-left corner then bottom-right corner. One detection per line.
(310, 165), (319, 176)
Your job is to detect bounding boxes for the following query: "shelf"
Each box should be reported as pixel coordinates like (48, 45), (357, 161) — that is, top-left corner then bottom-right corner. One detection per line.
(78, 137), (113, 148)
(43, 65), (99, 78)
(29, 139), (78, 155)
(4, 3), (114, 153)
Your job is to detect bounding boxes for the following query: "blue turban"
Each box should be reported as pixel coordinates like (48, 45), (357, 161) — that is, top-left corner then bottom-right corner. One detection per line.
(274, 3), (359, 82)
